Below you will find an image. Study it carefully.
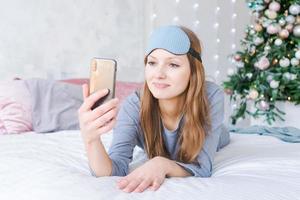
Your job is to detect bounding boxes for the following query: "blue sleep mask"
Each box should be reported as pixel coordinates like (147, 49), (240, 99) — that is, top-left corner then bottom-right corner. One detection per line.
(145, 25), (202, 62)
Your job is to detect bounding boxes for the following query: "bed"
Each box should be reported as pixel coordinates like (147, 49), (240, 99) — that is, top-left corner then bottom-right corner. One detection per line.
(1, 130), (299, 200)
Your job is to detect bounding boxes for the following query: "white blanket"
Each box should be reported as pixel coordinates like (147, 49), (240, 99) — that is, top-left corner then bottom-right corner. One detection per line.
(0, 130), (299, 200)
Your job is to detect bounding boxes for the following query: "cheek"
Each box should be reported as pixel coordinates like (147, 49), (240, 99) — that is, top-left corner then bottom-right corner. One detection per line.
(171, 70), (190, 93)
(183, 73), (191, 86)
(144, 67), (152, 82)
(174, 69), (190, 85)
(145, 68), (155, 90)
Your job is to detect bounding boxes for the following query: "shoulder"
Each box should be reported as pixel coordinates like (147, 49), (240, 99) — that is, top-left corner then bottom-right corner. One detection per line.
(121, 90), (141, 109)
(205, 81), (224, 103)
(117, 90), (141, 123)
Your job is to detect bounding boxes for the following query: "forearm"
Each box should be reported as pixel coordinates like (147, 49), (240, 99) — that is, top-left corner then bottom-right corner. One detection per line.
(84, 139), (112, 177)
(156, 157), (192, 177)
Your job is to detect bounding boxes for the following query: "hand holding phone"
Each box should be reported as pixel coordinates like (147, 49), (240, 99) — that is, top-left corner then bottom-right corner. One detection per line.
(78, 58), (118, 144)
(78, 83), (119, 144)
(89, 58), (117, 110)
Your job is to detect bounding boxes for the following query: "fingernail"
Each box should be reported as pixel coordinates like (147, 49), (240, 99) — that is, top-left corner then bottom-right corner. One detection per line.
(123, 189), (130, 193)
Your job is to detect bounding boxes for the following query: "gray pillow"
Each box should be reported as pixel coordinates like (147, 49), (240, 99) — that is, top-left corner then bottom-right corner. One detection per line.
(24, 78), (83, 133)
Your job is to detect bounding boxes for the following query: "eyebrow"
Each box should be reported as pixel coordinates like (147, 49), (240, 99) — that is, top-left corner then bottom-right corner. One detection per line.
(148, 55), (181, 60)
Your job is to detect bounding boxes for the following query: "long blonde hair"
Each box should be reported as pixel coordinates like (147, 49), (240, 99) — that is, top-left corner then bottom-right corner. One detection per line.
(140, 26), (211, 163)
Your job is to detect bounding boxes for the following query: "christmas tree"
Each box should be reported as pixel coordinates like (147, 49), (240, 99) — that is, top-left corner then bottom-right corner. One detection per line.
(223, 0), (300, 125)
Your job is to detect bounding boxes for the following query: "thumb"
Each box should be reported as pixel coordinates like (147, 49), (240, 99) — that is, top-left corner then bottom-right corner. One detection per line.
(82, 83), (89, 100)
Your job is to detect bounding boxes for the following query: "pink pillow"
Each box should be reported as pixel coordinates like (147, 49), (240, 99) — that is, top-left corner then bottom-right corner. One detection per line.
(0, 80), (33, 134)
(61, 79), (143, 102)
(61, 78), (89, 85)
(115, 81), (143, 102)
(0, 78), (142, 135)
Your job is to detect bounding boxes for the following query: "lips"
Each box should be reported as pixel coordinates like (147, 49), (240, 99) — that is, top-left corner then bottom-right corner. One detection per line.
(153, 82), (170, 89)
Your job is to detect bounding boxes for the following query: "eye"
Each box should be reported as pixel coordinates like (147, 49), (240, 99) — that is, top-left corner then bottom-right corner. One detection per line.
(147, 61), (156, 66)
(170, 63), (180, 68)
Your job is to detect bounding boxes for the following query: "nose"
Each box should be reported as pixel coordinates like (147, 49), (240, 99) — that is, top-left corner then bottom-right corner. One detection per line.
(154, 64), (167, 79)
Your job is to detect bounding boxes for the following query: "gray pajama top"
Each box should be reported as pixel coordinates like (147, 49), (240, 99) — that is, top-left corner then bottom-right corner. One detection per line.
(102, 81), (230, 177)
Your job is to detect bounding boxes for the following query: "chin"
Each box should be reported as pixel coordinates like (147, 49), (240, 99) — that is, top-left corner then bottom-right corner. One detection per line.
(149, 88), (177, 100)
(152, 93), (173, 99)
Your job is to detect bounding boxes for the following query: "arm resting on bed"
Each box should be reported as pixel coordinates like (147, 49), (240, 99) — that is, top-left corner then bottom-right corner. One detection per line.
(85, 140), (113, 177)
(155, 156), (192, 177)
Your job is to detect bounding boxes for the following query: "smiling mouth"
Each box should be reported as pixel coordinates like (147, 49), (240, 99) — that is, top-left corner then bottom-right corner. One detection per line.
(153, 82), (170, 89)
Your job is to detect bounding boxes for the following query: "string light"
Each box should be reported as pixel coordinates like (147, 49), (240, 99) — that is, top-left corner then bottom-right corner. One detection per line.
(215, 70), (220, 79)
(214, 1), (221, 83)
(193, 20), (200, 27)
(193, 3), (199, 9)
(214, 23), (219, 29)
(192, 1), (200, 34)
(151, 13), (157, 21)
(231, 0), (237, 54)
(149, 0), (156, 29)
(173, 16), (179, 24)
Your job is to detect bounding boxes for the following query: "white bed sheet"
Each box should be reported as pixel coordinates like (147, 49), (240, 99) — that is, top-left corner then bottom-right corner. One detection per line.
(0, 130), (299, 200)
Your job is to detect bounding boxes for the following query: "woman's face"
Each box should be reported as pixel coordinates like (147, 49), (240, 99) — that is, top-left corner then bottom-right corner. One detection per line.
(145, 49), (191, 100)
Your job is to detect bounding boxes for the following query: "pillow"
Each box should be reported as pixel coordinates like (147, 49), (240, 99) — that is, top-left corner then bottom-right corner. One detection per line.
(60, 78), (89, 85)
(0, 80), (33, 134)
(24, 78), (83, 133)
(115, 81), (143, 102)
(61, 79), (143, 102)
(0, 78), (143, 134)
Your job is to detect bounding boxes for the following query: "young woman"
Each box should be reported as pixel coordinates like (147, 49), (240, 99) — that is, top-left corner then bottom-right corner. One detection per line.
(78, 25), (230, 193)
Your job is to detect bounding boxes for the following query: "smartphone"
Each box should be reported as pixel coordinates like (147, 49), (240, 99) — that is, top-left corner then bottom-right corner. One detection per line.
(89, 58), (117, 110)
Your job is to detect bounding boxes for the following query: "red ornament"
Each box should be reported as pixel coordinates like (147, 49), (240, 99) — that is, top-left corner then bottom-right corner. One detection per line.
(224, 88), (233, 95)
(234, 54), (242, 61)
(285, 24), (294, 32)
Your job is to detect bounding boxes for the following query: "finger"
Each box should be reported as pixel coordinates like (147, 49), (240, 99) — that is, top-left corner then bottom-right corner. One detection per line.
(122, 179), (141, 193)
(149, 181), (161, 191)
(90, 98), (119, 121)
(133, 180), (152, 193)
(91, 108), (118, 129)
(79, 89), (110, 113)
(117, 179), (129, 189)
(79, 99), (119, 125)
(97, 118), (116, 135)
(82, 84), (89, 100)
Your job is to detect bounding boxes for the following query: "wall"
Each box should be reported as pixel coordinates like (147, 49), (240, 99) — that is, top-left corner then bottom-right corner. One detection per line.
(0, 0), (252, 125)
(0, 0), (250, 81)
(0, 0), (145, 81)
